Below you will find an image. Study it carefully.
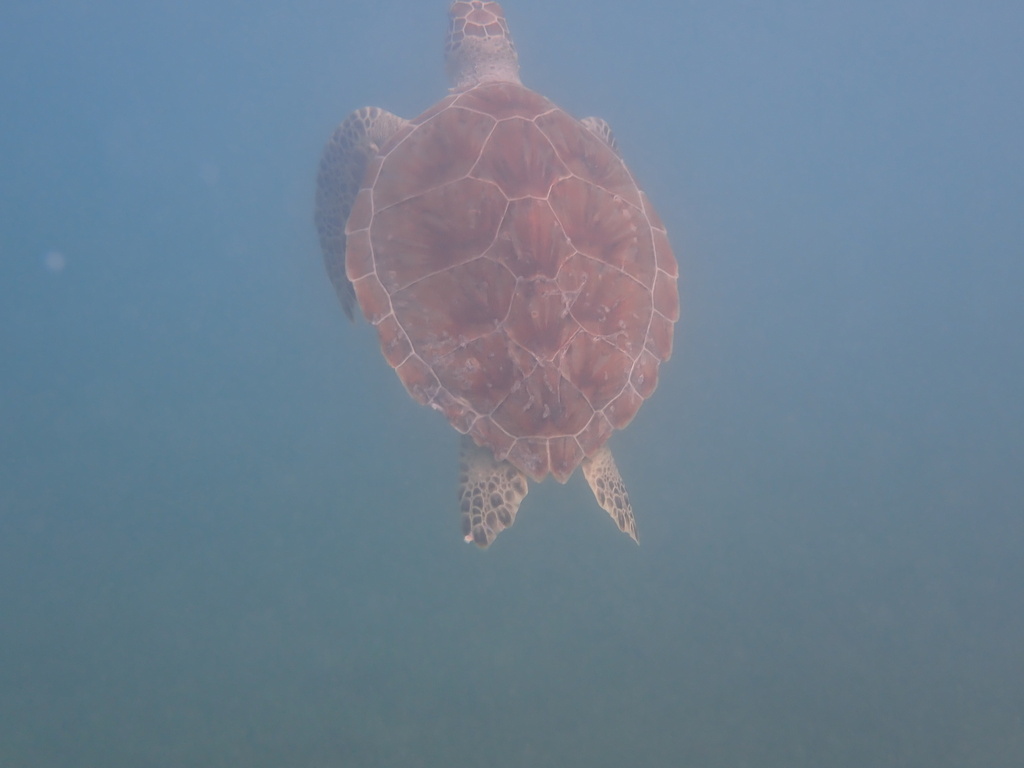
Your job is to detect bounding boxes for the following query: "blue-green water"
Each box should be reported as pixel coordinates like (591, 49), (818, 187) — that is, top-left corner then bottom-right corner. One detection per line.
(2, 1), (1022, 765)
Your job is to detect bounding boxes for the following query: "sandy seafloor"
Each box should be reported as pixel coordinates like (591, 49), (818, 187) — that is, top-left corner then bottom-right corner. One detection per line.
(1, 1), (1022, 766)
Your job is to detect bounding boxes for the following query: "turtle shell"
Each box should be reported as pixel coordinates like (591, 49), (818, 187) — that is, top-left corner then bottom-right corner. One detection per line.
(345, 81), (678, 483)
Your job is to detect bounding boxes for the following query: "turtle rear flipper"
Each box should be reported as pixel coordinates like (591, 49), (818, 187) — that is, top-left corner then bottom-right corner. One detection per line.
(459, 435), (529, 548)
(582, 445), (638, 544)
(314, 107), (408, 319)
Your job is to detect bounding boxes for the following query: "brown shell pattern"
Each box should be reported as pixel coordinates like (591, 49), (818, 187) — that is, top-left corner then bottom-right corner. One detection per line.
(346, 82), (678, 483)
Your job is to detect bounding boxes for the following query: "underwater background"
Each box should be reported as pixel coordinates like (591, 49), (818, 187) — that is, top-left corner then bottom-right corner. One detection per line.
(2, 1), (1022, 765)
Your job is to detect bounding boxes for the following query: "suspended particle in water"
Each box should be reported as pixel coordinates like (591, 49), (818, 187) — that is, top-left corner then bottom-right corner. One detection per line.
(43, 250), (66, 274)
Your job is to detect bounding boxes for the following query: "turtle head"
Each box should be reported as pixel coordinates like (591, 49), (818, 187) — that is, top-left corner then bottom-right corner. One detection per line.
(445, 1), (521, 91)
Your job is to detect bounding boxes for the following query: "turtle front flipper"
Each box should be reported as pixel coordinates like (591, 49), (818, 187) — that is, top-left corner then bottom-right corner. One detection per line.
(314, 107), (408, 319)
(581, 445), (638, 544)
(580, 116), (619, 156)
(459, 435), (529, 548)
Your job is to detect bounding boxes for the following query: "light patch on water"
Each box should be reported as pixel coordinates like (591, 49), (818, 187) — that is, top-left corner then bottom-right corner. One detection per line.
(42, 250), (66, 274)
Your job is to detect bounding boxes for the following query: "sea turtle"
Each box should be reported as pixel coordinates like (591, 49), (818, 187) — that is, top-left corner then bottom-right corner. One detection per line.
(314, 1), (679, 548)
